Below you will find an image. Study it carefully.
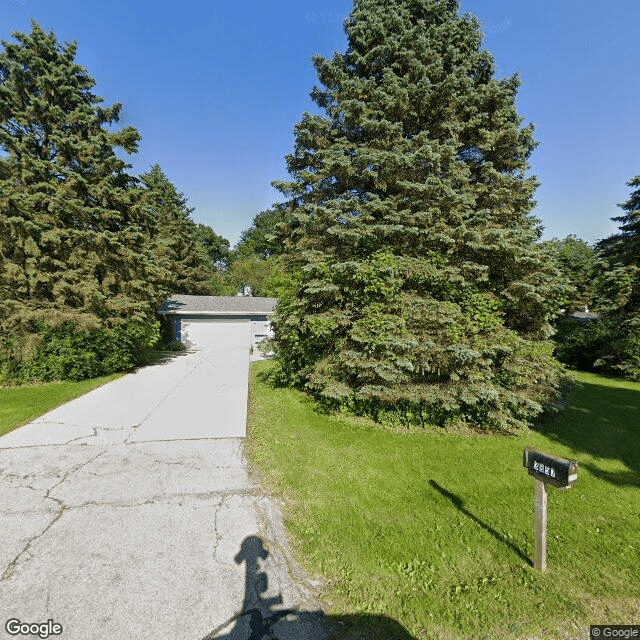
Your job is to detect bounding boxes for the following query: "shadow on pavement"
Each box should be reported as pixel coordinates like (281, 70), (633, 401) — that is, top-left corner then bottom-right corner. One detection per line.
(200, 536), (417, 640)
(144, 349), (194, 365)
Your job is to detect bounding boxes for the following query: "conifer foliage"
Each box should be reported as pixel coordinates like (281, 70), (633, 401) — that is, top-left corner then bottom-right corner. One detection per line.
(0, 23), (160, 380)
(589, 176), (640, 379)
(271, 0), (563, 430)
(597, 176), (640, 314)
(140, 164), (214, 296)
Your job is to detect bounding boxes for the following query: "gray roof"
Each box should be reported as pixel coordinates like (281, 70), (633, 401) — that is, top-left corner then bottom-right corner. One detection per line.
(159, 295), (277, 315)
(571, 311), (601, 320)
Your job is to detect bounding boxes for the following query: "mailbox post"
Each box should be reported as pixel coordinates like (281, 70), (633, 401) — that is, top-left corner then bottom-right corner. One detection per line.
(523, 448), (578, 572)
(534, 478), (548, 572)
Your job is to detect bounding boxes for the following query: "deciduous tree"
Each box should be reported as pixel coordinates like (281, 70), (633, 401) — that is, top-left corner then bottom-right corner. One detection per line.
(235, 205), (290, 260)
(195, 223), (231, 271)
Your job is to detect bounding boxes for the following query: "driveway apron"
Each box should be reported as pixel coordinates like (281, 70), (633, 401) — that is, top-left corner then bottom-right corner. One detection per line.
(0, 329), (327, 640)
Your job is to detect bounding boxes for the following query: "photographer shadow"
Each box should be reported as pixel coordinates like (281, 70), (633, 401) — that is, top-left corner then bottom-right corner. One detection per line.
(200, 535), (416, 640)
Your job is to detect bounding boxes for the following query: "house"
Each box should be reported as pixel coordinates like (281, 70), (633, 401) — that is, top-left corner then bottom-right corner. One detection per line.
(158, 294), (277, 358)
(570, 310), (601, 325)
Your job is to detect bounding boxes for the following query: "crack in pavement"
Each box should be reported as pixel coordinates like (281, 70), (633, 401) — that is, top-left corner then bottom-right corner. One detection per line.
(63, 431), (99, 446)
(1, 424), (132, 450)
(0, 487), (264, 517)
(1, 450), (107, 581)
(66, 426), (141, 447)
(0, 472), (34, 482)
(0, 356), (210, 452)
(147, 458), (206, 470)
(0, 439), (329, 639)
(1, 434), (242, 451)
(123, 354), (211, 444)
(211, 494), (225, 563)
(2, 501), (66, 581)
(133, 448), (209, 471)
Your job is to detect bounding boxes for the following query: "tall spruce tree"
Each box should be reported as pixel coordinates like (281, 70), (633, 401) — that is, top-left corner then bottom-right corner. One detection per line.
(587, 176), (640, 379)
(140, 164), (214, 296)
(597, 176), (640, 314)
(0, 23), (160, 380)
(271, 0), (563, 430)
(542, 236), (597, 314)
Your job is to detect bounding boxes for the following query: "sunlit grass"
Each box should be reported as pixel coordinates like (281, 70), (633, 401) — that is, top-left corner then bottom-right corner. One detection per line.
(246, 364), (640, 640)
(0, 374), (121, 438)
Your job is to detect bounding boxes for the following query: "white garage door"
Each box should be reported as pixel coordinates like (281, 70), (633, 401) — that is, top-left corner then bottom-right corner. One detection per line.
(180, 319), (252, 352)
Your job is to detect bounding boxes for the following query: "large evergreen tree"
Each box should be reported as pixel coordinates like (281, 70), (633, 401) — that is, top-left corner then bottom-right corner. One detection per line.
(140, 164), (214, 296)
(271, 0), (563, 430)
(586, 176), (640, 379)
(596, 176), (640, 314)
(542, 235), (597, 314)
(0, 23), (160, 381)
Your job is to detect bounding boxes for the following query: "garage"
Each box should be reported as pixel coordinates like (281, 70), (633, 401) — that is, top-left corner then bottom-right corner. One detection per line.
(158, 294), (277, 358)
(179, 318), (251, 351)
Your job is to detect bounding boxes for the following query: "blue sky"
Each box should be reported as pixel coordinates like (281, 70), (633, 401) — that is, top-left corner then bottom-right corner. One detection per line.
(2, 0), (639, 247)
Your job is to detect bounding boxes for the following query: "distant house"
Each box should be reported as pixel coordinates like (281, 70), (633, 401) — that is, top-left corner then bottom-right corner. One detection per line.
(158, 295), (277, 358)
(570, 310), (601, 324)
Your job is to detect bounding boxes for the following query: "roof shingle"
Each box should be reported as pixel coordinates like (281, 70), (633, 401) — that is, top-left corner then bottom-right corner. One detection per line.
(159, 295), (277, 315)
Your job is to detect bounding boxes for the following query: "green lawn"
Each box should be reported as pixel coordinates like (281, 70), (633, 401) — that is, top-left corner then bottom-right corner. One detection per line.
(0, 374), (122, 438)
(246, 363), (640, 640)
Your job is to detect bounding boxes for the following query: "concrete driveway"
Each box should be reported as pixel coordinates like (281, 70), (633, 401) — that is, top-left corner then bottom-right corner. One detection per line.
(0, 336), (328, 640)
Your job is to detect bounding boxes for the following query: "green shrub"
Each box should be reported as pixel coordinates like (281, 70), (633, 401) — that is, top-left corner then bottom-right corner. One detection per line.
(592, 316), (640, 380)
(157, 339), (186, 352)
(553, 315), (640, 380)
(0, 319), (159, 384)
(552, 317), (610, 371)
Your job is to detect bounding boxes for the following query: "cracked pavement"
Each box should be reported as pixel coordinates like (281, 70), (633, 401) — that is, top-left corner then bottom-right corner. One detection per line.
(0, 335), (328, 640)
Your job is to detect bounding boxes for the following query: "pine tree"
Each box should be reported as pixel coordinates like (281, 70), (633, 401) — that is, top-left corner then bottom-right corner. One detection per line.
(0, 23), (160, 380)
(597, 176), (640, 313)
(542, 236), (597, 314)
(586, 176), (640, 379)
(271, 0), (563, 430)
(140, 164), (214, 296)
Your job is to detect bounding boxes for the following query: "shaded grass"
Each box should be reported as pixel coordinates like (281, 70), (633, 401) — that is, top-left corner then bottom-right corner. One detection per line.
(535, 372), (640, 487)
(246, 364), (640, 640)
(0, 374), (121, 438)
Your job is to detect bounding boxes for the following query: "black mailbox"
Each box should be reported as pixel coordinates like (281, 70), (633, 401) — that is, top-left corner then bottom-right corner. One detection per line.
(523, 448), (578, 489)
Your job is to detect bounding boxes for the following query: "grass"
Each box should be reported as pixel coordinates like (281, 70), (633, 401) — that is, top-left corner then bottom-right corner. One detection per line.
(246, 363), (640, 640)
(0, 374), (122, 438)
